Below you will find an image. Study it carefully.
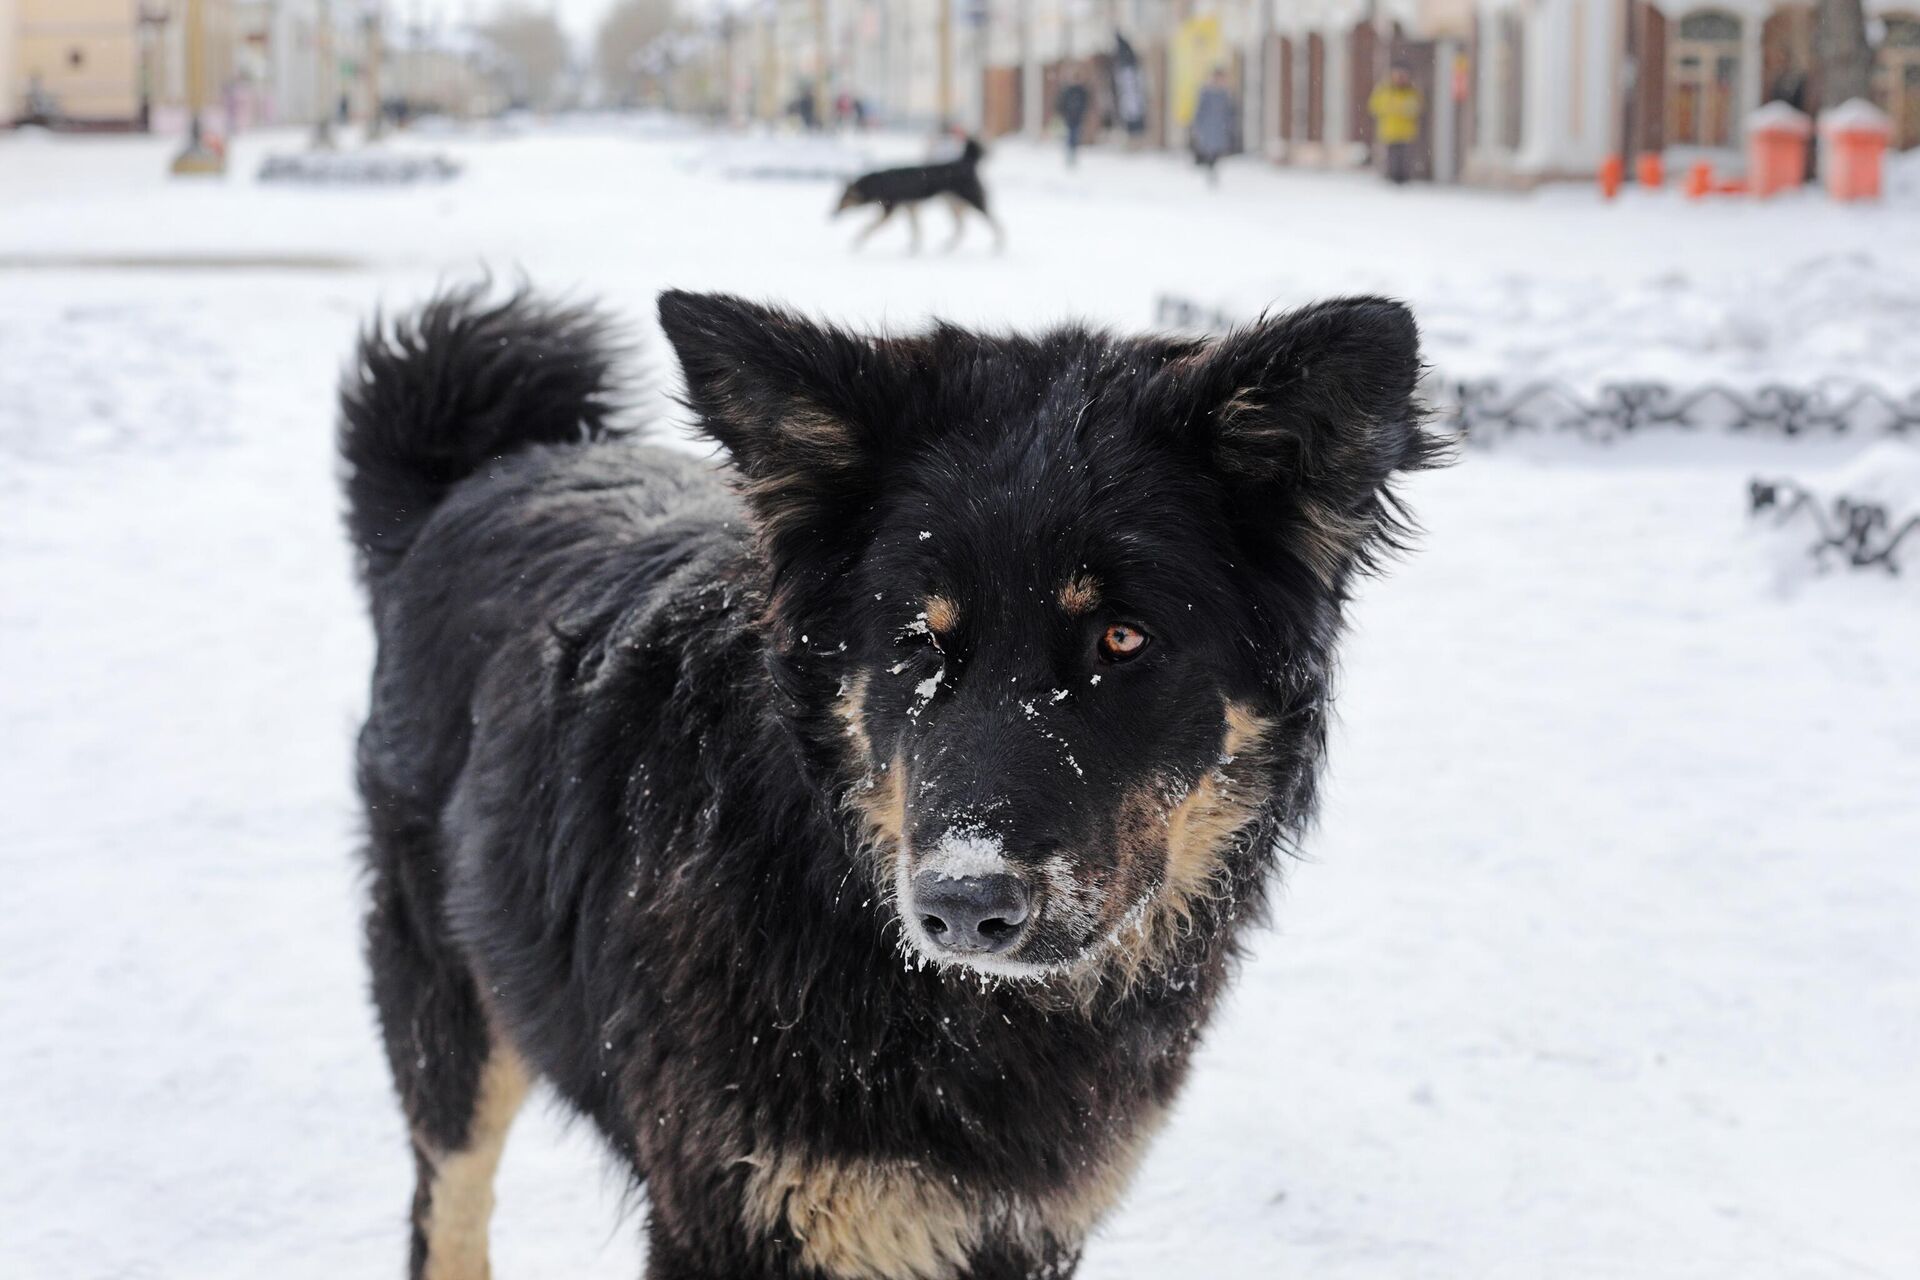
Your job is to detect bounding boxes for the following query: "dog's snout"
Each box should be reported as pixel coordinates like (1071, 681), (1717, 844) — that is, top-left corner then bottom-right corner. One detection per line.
(912, 872), (1030, 955)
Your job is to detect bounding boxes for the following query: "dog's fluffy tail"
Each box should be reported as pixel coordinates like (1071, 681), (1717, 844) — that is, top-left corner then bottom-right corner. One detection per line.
(339, 283), (632, 578)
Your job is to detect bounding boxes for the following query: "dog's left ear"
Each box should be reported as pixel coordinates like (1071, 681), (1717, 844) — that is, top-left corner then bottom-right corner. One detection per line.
(658, 290), (905, 549)
(1164, 296), (1446, 585)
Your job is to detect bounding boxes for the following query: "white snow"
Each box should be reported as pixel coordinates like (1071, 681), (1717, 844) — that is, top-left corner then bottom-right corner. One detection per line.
(2, 122), (1916, 1280)
(1819, 98), (1894, 135)
(918, 830), (1014, 881)
(1747, 100), (1813, 134)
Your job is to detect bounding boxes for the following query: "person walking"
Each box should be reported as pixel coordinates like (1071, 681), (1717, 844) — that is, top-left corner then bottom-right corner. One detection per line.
(1189, 68), (1236, 186)
(1367, 64), (1423, 185)
(1056, 72), (1091, 167)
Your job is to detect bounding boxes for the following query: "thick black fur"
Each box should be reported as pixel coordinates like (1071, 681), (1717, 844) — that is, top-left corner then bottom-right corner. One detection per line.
(342, 283), (1446, 1279)
(833, 137), (1002, 251)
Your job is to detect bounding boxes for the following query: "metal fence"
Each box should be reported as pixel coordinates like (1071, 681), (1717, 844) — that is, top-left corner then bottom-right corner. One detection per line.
(1150, 294), (1920, 445)
(1749, 479), (1919, 575)
(1441, 380), (1920, 444)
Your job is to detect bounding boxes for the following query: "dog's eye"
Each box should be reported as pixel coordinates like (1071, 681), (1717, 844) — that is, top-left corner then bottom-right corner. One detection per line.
(1097, 623), (1150, 664)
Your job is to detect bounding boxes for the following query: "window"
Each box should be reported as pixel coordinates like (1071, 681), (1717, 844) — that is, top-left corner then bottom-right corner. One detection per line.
(1668, 10), (1742, 146)
(1874, 16), (1920, 149)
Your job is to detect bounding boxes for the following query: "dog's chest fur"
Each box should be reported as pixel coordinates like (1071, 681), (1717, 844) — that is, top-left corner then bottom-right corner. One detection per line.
(427, 458), (1239, 1270)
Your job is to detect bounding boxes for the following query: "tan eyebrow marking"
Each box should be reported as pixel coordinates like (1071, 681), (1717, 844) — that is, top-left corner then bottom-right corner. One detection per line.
(923, 594), (959, 634)
(1058, 574), (1102, 616)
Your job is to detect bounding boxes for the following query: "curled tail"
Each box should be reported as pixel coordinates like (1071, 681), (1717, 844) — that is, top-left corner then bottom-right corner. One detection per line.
(339, 283), (633, 578)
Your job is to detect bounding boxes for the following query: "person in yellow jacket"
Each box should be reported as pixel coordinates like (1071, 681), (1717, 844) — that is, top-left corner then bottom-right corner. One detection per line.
(1368, 65), (1424, 185)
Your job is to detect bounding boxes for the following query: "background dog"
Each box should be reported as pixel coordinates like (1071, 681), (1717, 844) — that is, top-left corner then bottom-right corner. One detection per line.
(340, 284), (1442, 1279)
(833, 136), (1003, 252)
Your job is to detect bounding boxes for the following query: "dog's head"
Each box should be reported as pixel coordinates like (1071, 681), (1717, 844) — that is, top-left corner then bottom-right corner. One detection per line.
(831, 181), (867, 216)
(659, 292), (1444, 987)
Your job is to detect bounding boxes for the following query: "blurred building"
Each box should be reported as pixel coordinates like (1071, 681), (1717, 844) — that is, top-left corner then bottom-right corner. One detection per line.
(1470, 0), (1920, 183)
(684, 0), (1919, 183)
(384, 27), (508, 119)
(0, 1), (504, 132)
(1, 0), (154, 128)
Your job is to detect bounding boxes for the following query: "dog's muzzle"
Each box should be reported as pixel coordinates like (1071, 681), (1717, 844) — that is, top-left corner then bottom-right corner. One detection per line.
(910, 872), (1031, 955)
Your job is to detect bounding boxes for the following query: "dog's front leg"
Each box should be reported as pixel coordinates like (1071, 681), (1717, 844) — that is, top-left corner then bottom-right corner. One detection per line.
(905, 202), (922, 254)
(853, 206), (895, 250)
(943, 196), (967, 253)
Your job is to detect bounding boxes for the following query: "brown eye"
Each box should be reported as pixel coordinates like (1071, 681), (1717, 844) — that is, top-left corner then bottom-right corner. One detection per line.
(1098, 623), (1150, 664)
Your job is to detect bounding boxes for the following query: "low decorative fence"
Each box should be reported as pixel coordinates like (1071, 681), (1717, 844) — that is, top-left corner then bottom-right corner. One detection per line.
(1150, 294), (1920, 445)
(257, 152), (463, 185)
(1441, 380), (1920, 444)
(1748, 478), (1918, 575)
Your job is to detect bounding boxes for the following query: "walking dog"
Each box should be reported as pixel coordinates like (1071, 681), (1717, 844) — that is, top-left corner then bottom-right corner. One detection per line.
(832, 137), (1004, 252)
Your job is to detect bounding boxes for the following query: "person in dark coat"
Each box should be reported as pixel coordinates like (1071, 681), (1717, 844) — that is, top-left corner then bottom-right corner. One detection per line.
(1056, 72), (1091, 167)
(1190, 68), (1236, 185)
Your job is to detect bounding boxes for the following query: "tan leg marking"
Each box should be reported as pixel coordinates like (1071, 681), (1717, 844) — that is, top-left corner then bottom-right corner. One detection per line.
(741, 1155), (977, 1280)
(420, 1042), (531, 1280)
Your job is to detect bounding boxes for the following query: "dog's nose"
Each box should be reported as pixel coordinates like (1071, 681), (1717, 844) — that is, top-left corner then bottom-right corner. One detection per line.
(911, 872), (1030, 955)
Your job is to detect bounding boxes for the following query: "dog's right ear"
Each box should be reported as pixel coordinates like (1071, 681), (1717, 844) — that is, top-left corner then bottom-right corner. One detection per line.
(658, 289), (905, 553)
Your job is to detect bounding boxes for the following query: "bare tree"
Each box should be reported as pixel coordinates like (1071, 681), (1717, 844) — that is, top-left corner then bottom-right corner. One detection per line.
(480, 5), (571, 110)
(1817, 0), (1875, 107)
(596, 0), (678, 105)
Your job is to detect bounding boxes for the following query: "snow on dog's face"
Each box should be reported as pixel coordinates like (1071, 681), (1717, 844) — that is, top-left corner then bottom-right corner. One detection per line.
(659, 291), (1442, 985)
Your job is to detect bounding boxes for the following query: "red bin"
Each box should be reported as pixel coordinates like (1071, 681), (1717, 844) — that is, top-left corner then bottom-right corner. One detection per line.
(1820, 99), (1892, 202)
(1745, 101), (1810, 198)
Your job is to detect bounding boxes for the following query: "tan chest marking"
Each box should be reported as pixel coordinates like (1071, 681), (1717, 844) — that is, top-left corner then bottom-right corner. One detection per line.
(742, 1156), (978, 1280)
(739, 1110), (1164, 1280)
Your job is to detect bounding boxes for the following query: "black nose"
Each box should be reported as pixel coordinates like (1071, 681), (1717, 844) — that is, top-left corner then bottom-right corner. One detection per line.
(911, 873), (1030, 955)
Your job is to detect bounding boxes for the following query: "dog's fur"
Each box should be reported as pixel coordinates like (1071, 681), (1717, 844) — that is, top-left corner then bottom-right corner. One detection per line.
(341, 283), (1445, 1280)
(833, 137), (1003, 253)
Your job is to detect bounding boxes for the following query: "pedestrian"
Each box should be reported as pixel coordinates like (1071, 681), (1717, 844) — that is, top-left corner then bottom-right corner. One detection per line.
(1190, 68), (1236, 186)
(1056, 72), (1091, 168)
(1368, 63), (1423, 185)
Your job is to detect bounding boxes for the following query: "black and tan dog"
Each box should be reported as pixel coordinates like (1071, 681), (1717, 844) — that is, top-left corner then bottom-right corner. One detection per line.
(340, 284), (1445, 1279)
(833, 136), (1003, 252)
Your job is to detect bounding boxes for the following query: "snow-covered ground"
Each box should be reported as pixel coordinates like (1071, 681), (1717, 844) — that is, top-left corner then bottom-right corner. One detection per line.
(2, 123), (1916, 1280)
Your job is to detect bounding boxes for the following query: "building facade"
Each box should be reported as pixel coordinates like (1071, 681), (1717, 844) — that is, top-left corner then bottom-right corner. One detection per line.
(704, 0), (1918, 183)
(3, 0), (151, 128)
(2, 1), (500, 132)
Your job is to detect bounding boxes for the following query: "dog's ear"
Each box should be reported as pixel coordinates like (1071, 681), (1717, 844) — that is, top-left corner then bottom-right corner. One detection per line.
(658, 290), (906, 547)
(1160, 296), (1446, 586)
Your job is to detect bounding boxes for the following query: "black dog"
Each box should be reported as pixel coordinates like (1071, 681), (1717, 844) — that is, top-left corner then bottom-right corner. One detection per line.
(833, 136), (1003, 253)
(340, 284), (1444, 1280)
